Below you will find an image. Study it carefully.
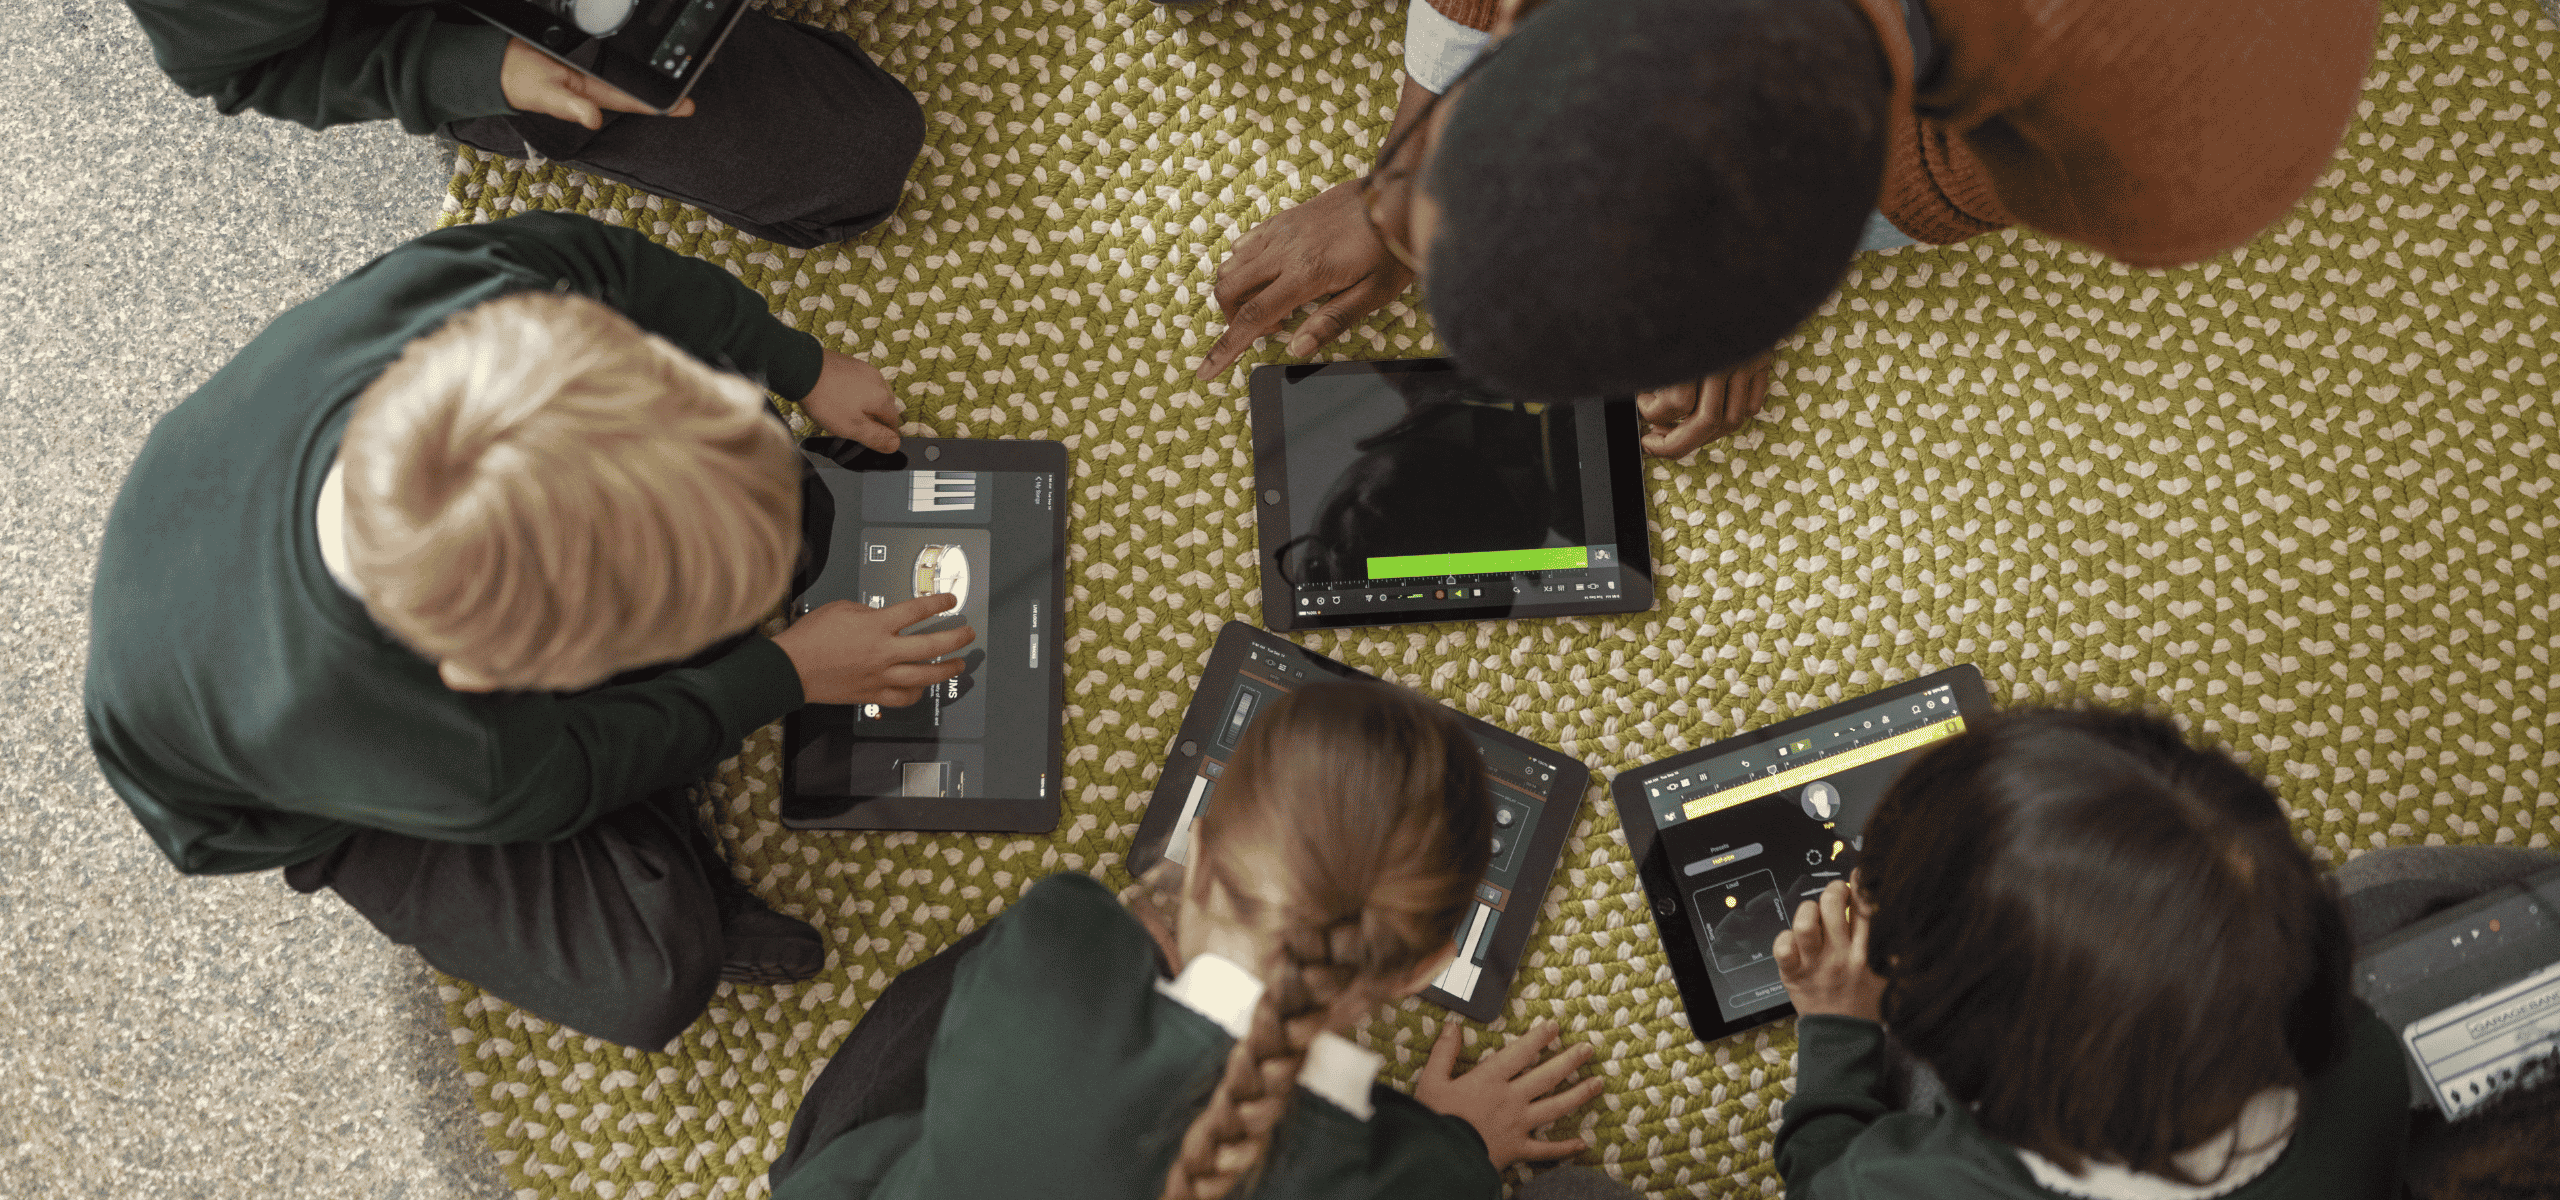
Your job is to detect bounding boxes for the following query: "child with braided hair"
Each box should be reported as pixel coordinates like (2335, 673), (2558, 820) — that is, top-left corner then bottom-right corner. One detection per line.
(767, 679), (1606, 1199)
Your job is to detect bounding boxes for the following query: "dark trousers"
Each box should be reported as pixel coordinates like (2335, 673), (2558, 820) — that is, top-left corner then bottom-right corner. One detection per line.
(284, 462), (832, 1051)
(450, 10), (926, 249)
(768, 924), (995, 1186)
(288, 786), (728, 1050)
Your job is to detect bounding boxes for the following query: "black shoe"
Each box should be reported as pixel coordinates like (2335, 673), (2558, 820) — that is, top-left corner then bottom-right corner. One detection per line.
(716, 897), (828, 986)
(657, 785), (829, 985)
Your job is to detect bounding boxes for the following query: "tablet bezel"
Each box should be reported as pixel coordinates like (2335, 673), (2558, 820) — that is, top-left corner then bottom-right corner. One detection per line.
(777, 436), (1068, 834)
(1608, 665), (1993, 1045)
(456, 0), (750, 115)
(1124, 621), (1589, 1023)
(1247, 359), (1656, 633)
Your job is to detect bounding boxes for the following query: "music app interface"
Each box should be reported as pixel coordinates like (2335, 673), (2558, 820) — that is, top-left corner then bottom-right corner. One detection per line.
(1158, 640), (1563, 1003)
(789, 460), (1060, 805)
(1630, 685), (1967, 1020)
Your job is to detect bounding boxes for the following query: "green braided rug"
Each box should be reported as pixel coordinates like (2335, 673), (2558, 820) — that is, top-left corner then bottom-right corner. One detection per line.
(436, 0), (2558, 1194)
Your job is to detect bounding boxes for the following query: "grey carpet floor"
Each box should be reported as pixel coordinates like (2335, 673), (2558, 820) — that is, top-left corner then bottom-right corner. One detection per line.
(0, 2), (507, 1196)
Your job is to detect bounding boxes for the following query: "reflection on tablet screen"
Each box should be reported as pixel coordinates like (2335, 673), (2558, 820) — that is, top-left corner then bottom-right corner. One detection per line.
(1268, 365), (1639, 623)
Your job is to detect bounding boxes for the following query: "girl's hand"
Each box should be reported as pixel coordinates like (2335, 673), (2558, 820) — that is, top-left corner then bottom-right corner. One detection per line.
(1773, 879), (1885, 1021)
(1414, 1018), (1604, 1167)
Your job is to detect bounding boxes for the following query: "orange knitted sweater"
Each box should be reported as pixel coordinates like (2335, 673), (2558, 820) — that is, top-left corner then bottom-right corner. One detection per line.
(1423, 0), (2376, 266)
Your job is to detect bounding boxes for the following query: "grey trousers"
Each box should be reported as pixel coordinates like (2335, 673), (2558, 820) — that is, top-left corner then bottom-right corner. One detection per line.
(450, 10), (925, 249)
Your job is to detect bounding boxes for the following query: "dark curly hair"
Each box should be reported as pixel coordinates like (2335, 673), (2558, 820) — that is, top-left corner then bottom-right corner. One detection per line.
(1422, 0), (1889, 399)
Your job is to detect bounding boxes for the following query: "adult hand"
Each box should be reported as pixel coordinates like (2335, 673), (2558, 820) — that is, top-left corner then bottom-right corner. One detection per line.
(1414, 1018), (1604, 1168)
(801, 350), (903, 453)
(500, 38), (693, 129)
(1195, 179), (1413, 380)
(771, 595), (974, 706)
(1772, 879), (1884, 1022)
(1635, 353), (1773, 458)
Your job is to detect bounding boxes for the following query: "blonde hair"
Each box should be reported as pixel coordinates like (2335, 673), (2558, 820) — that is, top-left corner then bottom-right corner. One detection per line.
(1159, 681), (1493, 1200)
(341, 290), (801, 692)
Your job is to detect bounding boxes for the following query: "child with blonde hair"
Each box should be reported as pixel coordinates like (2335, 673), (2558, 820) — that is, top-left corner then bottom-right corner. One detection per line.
(767, 680), (1604, 1198)
(86, 211), (965, 1049)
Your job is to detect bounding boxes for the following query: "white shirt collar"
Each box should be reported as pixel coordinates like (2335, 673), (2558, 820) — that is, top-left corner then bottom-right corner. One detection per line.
(2016, 1087), (2299, 1200)
(314, 461), (361, 595)
(1156, 952), (1383, 1121)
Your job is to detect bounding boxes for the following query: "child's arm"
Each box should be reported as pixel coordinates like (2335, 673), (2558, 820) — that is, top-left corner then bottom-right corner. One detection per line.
(1770, 881), (1892, 1196)
(413, 212), (833, 402)
(122, 0), (516, 134)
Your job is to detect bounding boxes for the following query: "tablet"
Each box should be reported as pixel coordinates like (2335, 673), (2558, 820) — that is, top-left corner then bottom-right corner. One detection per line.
(1608, 666), (1993, 1043)
(779, 437), (1067, 833)
(1248, 359), (1654, 632)
(457, 0), (750, 115)
(1125, 622), (1588, 1022)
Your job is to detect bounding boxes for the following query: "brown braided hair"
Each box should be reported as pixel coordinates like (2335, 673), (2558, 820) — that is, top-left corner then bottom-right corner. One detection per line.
(1157, 680), (1493, 1200)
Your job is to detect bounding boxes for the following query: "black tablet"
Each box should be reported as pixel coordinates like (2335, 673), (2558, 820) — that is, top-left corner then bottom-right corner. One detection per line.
(1125, 622), (1588, 1022)
(779, 437), (1067, 833)
(1608, 666), (1993, 1044)
(1247, 359), (1654, 632)
(457, 0), (749, 115)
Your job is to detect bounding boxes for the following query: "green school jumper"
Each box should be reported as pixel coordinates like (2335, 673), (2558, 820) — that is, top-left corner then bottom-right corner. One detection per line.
(123, 0), (517, 134)
(1774, 1006), (2409, 1200)
(84, 212), (819, 875)
(773, 873), (1501, 1200)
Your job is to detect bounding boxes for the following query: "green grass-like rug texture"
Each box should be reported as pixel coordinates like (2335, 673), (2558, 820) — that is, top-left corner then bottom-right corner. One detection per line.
(436, 0), (2558, 1195)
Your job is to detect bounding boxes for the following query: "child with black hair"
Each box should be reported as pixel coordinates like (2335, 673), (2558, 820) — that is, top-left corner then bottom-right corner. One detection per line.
(766, 680), (1604, 1199)
(1771, 708), (2408, 1199)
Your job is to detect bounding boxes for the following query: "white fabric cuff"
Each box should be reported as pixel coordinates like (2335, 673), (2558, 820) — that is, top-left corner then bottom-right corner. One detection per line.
(1155, 952), (1385, 1121)
(1405, 0), (1493, 95)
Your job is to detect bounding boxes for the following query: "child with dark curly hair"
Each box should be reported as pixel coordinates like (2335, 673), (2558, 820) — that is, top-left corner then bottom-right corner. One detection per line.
(1772, 708), (2408, 1199)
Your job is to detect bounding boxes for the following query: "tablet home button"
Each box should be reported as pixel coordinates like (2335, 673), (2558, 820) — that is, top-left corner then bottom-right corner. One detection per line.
(1262, 489), (1281, 505)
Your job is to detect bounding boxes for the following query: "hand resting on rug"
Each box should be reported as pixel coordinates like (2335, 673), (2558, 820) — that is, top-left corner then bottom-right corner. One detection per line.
(1416, 1017), (1605, 1167)
(1634, 353), (1773, 459)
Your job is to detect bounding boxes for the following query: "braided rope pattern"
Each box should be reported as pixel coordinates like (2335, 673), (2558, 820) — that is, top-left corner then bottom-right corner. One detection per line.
(434, 1), (2556, 1195)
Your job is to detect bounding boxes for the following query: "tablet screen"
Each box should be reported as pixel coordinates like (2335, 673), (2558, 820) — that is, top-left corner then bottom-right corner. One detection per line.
(1626, 680), (1971, 1024)
(457, 0), (748, 111)
(1147, 630), (1577, 1012)
(785, 445), (1063, 824)
(1252, 361), (1651, 630)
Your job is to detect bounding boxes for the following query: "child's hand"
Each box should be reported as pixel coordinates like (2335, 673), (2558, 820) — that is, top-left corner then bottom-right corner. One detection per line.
(771, 595), (974, 706)
(800, 351), (904, 453)
(499, 39), (692, 129)
(1414, 1018), (1603, 1168)
(1773, 879), (1884, 1022)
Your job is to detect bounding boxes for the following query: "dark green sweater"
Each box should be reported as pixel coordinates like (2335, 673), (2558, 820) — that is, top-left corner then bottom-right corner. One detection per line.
(123, 0), (518, 134)
(1775, 1006), (2408, 1200)
(85, 212), (823, 875)
(772, 873), (1501, 1200)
